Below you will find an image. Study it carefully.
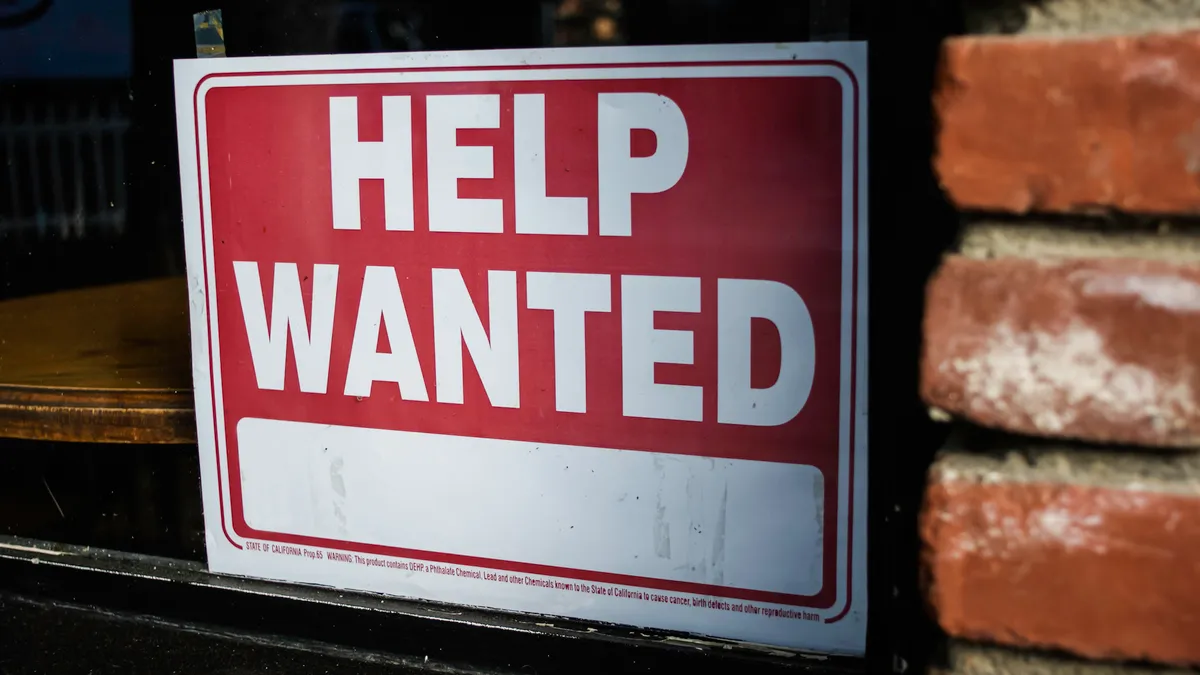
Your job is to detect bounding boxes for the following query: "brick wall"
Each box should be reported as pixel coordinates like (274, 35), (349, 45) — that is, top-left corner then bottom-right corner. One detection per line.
(919, 1), (1200, 672)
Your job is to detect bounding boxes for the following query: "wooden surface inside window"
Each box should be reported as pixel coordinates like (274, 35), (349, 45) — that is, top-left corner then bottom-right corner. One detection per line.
(0, 277), (195, 444)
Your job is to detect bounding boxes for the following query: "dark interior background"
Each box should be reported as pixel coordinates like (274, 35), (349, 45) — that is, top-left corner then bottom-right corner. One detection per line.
(0, 0), (851, 302)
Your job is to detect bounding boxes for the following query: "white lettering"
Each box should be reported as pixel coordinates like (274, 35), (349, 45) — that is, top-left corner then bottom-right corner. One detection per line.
(344, 266), (429, 401)
(620, 275), (702, 421)
(426, 94), (503, 234)
(514, 94), (588, 236)
(328, 96), (414, 231)
(233, 261), (339, 394)
(526, 272), (611, 413)
(597, 93), (688, 237)
(432, 269), (519, 407)
(717, 279), (816, 426)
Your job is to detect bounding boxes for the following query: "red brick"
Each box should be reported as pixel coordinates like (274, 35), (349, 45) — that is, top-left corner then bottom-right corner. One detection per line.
(921, 449), (1200, 666)
(921, 255), (1200, 447)
(936, 30), (1200, 214)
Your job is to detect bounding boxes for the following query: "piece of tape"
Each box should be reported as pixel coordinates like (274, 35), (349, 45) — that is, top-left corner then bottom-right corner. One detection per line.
(193, 10), (226, 58)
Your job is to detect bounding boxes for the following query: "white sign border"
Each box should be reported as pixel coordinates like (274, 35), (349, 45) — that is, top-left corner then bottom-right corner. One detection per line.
(173, 42), (869, 655)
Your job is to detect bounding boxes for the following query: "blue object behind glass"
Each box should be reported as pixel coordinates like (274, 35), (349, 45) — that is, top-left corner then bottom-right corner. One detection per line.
(0, 0), (132, 79)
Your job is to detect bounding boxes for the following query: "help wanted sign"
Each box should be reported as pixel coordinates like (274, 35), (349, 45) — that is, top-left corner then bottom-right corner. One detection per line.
(174, 42), (867, 654)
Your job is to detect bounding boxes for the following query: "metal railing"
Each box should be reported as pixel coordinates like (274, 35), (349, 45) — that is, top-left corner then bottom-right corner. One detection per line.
(0, 96), (129, 238)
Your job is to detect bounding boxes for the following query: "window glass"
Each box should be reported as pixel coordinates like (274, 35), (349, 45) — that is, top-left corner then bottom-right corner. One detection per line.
(0, 0), (854, 605)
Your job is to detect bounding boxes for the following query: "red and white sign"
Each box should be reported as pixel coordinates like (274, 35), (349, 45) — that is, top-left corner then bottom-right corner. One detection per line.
(174, 43), (867, 654)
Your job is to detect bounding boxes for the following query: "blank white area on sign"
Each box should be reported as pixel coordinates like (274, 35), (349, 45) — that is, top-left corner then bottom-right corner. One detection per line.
(237, 418), (824, 597)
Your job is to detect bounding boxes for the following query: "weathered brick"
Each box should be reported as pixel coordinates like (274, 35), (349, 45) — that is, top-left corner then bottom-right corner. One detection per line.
(921, 446), (1200, 666)
(921, 254), (1200, 447)
(932, 640), (1195, 675)
(963, 0), (1200, 37)
(936, 30), (1200, 214)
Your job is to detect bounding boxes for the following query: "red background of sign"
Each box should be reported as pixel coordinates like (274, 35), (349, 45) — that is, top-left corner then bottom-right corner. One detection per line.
(200, 69), (850, 607)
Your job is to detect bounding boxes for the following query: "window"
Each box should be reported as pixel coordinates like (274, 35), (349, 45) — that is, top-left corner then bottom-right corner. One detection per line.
(0, 3), (899, 674)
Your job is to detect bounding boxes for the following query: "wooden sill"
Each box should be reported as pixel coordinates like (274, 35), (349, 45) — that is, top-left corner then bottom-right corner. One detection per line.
(0, 277), (196, 444)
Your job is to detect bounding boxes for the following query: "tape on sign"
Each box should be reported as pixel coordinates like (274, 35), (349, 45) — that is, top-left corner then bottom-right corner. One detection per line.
(193, 10), (226, 58)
